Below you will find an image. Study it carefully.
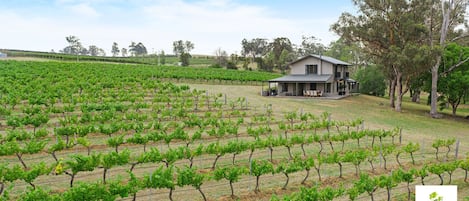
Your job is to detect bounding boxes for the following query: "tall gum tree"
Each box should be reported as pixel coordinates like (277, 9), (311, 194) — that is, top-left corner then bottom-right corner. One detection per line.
(429, 0), (468, 118)
(332, 0), (435, 112)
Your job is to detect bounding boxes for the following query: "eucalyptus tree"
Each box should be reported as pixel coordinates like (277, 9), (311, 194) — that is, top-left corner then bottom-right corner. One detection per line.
(298, 35), (327, 56)
(111, 42), (120, 57)
(241, 38), (269, 69)
(64, 35), (83, 56)
(331, 0), (438, 112)
(173, 40), (194, 66)
(428, 0), (468, 117)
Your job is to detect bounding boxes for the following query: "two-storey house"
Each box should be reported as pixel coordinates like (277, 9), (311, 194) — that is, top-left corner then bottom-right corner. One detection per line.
(268, 54), (358, 97)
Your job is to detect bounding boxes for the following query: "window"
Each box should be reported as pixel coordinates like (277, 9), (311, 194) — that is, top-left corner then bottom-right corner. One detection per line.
(306, 64), (318, 74)
(345, 72), (350, 78)
(335, 72), (341, 78)
(310, 83), (317, 90)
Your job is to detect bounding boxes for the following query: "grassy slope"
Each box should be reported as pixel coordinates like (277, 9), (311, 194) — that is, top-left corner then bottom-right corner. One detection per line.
(190, 84), (469, 152)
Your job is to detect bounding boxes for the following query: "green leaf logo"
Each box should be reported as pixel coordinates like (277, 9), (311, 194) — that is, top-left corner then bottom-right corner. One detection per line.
(429, 191), (443, 201)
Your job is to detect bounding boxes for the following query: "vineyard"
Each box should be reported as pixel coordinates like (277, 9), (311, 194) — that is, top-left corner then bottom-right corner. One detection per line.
(0, 49), (217, 66)
(1, 60), (469, 201)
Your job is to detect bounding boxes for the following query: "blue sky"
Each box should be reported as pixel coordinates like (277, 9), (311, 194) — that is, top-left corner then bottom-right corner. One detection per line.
(0, 0), (355, 55)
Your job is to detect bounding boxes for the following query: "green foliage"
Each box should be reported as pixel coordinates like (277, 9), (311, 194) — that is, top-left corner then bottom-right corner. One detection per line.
(144, 165), (175, 191)
(62, 181), (117, 201)
(18, 187), (57, 201)
(354, 65), (386, 96)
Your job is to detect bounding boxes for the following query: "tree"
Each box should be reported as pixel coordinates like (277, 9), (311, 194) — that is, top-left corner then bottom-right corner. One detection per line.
(241, 38), (269, 68)
(429, 0), (468, 118)
(354, 65), (386, 96)
(129, 42), (148, 56)
(121, 48), (128, 57)
(326, 38), (367, 66)
(268, 37), (294, 73)
(159, 50), (166, 65)
(64, 35), (83, 61)
(111, 42), (120, 57)
(88, 45), (105, 56)
(437, 43), (469, 116)
(214, 48), (228, 68)
(332, 0), (437, 112)
(173, 40), (194, 66)
(298, 35), (327, 56)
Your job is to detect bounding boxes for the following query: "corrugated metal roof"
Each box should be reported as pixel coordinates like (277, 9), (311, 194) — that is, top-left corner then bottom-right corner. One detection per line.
(289, 54), (351, 66)
(269, 74), (333, 83)
(310, 54), (351, 65)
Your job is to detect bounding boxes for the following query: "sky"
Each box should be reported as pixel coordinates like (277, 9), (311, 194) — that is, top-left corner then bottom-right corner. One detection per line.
(0, 0), (356, 55)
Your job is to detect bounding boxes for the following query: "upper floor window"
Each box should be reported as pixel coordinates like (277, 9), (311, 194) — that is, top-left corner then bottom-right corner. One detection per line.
(345, 72), (350, 78)
(306, 64), (318, 74)
(335, 72), (341, 78)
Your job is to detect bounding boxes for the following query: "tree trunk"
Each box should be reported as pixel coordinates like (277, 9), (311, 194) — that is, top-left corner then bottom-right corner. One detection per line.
(411, 90), (421, 103)
(395, 72), (403, 112)
(389, 78), (396, 108)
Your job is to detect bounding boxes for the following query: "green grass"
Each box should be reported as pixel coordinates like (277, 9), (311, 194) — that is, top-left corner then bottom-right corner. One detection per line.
(190, 84), (469, 151)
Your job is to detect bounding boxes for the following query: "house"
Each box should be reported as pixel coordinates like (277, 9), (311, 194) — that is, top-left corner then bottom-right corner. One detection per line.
(0, 52), (7, 58)
(267, 54), (358, 97)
